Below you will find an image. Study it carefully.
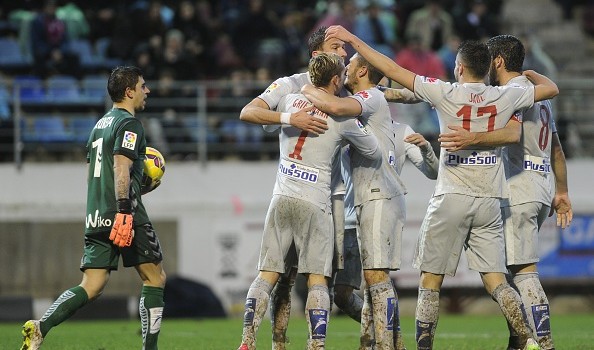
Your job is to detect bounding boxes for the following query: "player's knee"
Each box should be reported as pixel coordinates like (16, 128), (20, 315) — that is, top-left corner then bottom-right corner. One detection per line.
(363, 269), (389, 285)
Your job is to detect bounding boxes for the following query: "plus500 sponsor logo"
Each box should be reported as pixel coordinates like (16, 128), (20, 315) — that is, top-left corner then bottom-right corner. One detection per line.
(524, 160), (551, 173)
(85, 210), (112, 228)
(447, 152), (497, 165)
(279, 161), (319, 183)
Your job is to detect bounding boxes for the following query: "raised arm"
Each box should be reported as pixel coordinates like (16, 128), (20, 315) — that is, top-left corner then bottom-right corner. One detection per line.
(523, 70), (559, 102)
(239, 97), (328, 134)
(438, 118), (521, 152)
(301, 84), (362, 117)
(549, 133), (572, 228)
(326, 25), (416, 91)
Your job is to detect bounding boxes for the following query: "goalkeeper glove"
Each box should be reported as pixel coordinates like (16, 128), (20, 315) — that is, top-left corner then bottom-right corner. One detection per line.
(109, 199), (134, 247)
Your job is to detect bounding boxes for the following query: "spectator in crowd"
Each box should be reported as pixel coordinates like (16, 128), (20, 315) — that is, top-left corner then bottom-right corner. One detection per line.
(405, 0), (454, 52)
(354, 1), (398, 58)
(156, 28), (196, 80)
(454, 0), (499, 41)
(312, 0), (359, 57)
(30, 0), (81, 78)
(132, 44), (158, 81)
(131, 0), (169, 43)
(437, 34), (461, 81)
(56, 2), (89, 40)
(231, 0), (283, 73)
(172, 0), (213, 78)
(85, 1), (118, 43)
(393, 33), (445, 134)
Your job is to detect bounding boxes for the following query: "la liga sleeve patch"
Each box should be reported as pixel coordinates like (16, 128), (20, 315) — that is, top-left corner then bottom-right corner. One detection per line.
(122, 131), (137, 150)
(263, 82), (279, 94)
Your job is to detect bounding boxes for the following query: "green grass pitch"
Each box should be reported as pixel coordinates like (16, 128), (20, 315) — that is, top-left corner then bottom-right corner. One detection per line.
(2, 313), (594, 349)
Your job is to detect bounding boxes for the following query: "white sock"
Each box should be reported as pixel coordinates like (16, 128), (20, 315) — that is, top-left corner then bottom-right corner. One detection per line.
(241, 277), (274, 349)
(415, 288), (440, 350)
(305, 284), (330, 350)
(514, 272), (554, 349)
(369, 281), (395, 350)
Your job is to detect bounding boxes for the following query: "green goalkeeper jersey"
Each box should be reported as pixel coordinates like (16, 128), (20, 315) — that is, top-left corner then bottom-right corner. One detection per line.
(84, 108), (149, 235)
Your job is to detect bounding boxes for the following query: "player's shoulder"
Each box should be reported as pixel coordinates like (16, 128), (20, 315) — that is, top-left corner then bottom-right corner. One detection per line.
(262, 72), (309, 96)
(506, 75), (533, 88)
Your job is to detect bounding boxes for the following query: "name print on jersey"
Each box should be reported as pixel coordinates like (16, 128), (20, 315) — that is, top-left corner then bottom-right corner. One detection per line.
(292, 98), (329, 120)
(279, 159), (319, 183)
(95, 116), (114, 129)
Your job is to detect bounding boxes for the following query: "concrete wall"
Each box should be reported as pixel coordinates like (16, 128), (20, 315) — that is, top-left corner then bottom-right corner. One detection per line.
(1, 160), (593, 316)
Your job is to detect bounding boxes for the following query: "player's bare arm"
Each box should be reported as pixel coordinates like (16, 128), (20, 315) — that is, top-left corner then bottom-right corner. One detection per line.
(326, 25), (416, 91)
(113, 154), (133, 199)
(549, 133), (573, 228)
(301, 83), (362, 117)
(240, 97), (328, 134)
(522, 70), (559, 102)
(380, 87), (421, 104)
(438, 118), (521, 152)
(404, 133), (431, 151)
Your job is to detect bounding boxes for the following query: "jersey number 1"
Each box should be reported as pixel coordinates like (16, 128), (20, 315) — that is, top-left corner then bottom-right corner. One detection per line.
(289, 131), (308, 160)
(456, 105), (497, 131)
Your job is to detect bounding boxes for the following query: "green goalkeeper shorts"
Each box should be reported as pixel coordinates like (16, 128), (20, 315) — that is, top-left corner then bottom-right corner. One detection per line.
(80, 223), (163, 270)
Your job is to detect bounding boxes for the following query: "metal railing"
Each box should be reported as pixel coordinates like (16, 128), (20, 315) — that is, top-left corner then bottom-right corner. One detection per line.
(2, 78), (593, 168)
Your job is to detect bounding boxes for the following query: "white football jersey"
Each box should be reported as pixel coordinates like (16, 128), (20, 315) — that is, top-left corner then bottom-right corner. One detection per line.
(342, 122), (439, 228)
(258, 72), (311, 110)
(413, 75), (535, 198)
(503, 75), (556, 206)
(349, 87), (403, 206)
(273, 93), (381, 212)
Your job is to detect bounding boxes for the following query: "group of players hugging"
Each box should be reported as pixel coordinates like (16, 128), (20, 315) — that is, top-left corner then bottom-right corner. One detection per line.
(236, 25), (571, 350)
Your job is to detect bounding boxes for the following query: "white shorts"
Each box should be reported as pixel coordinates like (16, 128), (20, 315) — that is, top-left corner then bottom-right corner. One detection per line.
(413, 193), (506, 276)
(502, 201), (549, 266)
(258, 195), (334, 277)
(357, 196), (405, 270)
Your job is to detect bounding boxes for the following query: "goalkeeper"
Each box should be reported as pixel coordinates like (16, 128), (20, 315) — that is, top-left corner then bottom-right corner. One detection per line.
(21, 66), (166, 350)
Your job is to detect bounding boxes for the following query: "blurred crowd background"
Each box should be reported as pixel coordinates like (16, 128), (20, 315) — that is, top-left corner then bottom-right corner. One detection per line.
(0, 0), (593, 163)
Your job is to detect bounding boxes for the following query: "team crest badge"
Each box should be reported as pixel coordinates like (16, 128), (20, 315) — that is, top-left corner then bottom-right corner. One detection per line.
(422, 76), (438, 84)
(355, 90), (371, 100)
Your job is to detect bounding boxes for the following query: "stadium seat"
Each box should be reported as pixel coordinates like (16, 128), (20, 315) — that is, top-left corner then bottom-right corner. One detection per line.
(81, 74), (107, 102)
(69, 39), (101, 70)
(220, 119), (263, 145)
(182, 116), (219, 143)
(46, 75), (81, 101)
(70, 116), (97, 143)
(0, 37), (28, 68)
(13, 75), (44, 103)
(32, 116), (72, 142)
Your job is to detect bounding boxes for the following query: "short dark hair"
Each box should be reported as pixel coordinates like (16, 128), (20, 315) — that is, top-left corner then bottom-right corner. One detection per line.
(353, 54), (384, 85)
(107, 66), (143, 103)
(457, 40), (490, 79)
(308, 26), (327, 57)
(308, 53), (344, 87)
(486, 35), (525, 73)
